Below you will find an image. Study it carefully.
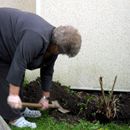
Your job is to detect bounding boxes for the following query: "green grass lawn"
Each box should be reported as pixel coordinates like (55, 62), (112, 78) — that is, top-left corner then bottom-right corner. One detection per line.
(10, 111), (130, 130)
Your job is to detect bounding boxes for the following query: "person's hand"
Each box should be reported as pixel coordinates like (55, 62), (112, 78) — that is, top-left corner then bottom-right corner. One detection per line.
(39, 96), (49, 110)
(7, 95), (22, 109)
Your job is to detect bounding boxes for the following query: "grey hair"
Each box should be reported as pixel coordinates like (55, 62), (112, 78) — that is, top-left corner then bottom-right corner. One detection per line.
(52, 25), (82, 57)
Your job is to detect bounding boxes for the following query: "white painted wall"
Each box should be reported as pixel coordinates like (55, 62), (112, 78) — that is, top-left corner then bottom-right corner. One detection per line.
(1, 0), (130, 91)
(36, 0), (130, 91)
(0, 0), (36, 12)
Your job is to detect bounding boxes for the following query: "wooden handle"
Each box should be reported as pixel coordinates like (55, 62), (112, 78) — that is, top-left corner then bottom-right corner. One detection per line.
(22, 102), (57, 108)
(22, 102), (42, 108)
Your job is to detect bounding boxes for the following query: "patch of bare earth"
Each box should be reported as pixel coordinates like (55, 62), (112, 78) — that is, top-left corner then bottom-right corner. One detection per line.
(23, 78), (130, 124)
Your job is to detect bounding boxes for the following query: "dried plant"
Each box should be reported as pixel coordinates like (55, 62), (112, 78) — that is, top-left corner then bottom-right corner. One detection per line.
(96, 76), (120, 119)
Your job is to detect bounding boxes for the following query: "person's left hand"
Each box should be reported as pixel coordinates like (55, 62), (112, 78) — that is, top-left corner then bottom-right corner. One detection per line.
(7, 95), (22, 109)
(39, 96), (49, 110)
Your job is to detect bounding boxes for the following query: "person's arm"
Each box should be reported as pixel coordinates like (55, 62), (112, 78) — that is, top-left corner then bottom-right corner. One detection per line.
(7, 84), (22, 109)
(42, 91), (50, 98)
(7, 31), (43, 91)
(7, 31), (43, 108)
(9, 84), (20, 95)
(40, 55), (58, 95)
(39, 55), (58, 109)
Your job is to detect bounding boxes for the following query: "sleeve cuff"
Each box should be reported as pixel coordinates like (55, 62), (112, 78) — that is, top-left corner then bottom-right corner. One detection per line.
(41, 76), (52, 91)
(6, 67), (25, 86)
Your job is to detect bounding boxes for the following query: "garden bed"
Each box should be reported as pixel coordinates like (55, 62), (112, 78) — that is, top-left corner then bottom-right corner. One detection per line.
(23, 78), (130, 124)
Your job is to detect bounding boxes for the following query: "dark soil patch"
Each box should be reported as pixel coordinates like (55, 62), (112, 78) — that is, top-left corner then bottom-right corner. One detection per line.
(23, 78), (130, 124)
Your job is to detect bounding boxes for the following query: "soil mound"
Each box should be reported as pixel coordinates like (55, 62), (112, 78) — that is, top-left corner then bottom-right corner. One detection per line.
(23, 78), (130, 123)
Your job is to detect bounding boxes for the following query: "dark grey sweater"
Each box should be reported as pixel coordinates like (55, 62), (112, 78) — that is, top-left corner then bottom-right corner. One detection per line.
(0, 8), (57, 91)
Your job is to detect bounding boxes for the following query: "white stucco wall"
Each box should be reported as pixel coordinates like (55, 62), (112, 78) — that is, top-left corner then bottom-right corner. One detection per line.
(36, 0), (130, 92)
(1, 0), (130, 91)
(0, 0), (36, 12)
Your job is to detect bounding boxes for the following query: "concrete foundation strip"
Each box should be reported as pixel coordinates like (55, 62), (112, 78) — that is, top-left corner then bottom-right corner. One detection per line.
(0, 116), (11, 130)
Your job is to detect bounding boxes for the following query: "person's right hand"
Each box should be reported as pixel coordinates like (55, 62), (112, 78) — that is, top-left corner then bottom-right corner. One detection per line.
(7, 95), (22, 109)
(39, 96), (49, 110)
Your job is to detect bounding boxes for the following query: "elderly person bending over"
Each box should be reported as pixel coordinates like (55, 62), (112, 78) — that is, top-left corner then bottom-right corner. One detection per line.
(0, 8), (81, 128)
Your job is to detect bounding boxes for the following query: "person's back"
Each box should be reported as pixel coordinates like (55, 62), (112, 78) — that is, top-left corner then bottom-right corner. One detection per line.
(0, 8), (54, 63)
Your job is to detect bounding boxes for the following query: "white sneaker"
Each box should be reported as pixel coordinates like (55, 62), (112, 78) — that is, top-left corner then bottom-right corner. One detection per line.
(22, 107), (41, 118)
(10, 117), (37, 129)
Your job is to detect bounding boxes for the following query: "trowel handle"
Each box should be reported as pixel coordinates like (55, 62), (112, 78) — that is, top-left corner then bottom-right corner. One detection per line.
(22, 102), (56, 108)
